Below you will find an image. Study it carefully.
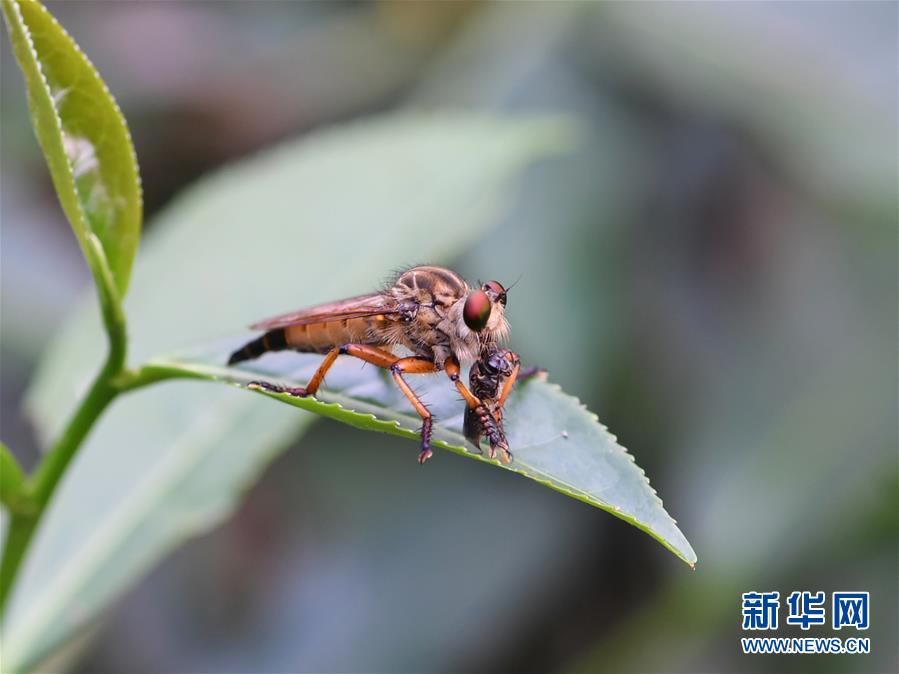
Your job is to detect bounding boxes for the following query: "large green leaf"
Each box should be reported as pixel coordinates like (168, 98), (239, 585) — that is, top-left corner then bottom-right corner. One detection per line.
(8, 113), (572, 672)
(147, 346), (697, 567)
(1, 0), (142, 298)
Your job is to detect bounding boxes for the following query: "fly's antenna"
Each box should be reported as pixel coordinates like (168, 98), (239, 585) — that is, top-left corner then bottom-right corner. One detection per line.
(505, 274), (523, 294)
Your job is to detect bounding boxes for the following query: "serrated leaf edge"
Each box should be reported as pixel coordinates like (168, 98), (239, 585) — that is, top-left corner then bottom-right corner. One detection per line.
(151, 357), (697, 566)
(2, 0), (142, 295)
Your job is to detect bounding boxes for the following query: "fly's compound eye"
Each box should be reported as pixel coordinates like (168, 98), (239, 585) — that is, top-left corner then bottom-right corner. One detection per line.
(483, 280), (507, 306)
(463, 289), (492, 332)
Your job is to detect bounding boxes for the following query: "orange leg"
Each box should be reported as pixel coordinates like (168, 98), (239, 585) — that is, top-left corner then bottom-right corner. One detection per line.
(490, 354), (543, 440)
(249, 344), (397, 397)
(487, 359), (520, 465)
(491, 360), (543, 430)
(443, 356), (482, 409)
(446, 355), (517, 461)
(249, 344), (444, 463)
(387, 357), (439, 464)
(446, 355), (514, 464)
(494, 356), (521, 410)
(464, 350), (525, 464)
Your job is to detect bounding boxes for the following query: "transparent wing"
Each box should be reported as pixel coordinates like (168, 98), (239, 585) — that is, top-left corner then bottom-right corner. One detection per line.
(248, 293), (398, 330)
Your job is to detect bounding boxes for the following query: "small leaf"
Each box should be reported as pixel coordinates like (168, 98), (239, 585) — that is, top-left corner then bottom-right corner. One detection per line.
(1, 0), (142, 297)
(154, 347), (698, 567)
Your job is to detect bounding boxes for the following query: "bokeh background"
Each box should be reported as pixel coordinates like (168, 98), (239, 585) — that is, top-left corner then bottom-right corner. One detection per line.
(2, 2), (896, 673)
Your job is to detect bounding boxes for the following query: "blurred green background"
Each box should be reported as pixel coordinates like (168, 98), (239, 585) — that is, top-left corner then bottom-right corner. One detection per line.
(1, 2), (896, 673)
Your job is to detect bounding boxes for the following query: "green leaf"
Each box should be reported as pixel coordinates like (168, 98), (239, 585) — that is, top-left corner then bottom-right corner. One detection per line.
(150, 347), (697, 567)
(9, 113), (573, 672)
(1, 0), (142, 298)
(0, 443), (29, 515)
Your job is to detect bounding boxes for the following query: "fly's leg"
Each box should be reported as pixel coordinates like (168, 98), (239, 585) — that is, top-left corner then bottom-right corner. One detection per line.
(446, 356), (512, 464)
(483, 356), (546, 462)
(387, 357), (440, 464)
(494, 355), (521, 409)
(251, 344), (440, 464)
(247, 344), (348, 397)
(443, 356), (482, 409)
(485, 353), (519, 464)
(248, 381), (310, 397)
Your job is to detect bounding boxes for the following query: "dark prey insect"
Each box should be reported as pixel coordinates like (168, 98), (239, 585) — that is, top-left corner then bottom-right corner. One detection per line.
(228, 265), (511, 464)
(464, 345), (521, 464)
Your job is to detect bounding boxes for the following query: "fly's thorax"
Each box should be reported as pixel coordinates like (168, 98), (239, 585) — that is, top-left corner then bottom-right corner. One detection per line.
(391, 269), (467, 323)
(393, 266), (468, 305)
(387, 265), (509, 366)
(387, 266), (468, 361)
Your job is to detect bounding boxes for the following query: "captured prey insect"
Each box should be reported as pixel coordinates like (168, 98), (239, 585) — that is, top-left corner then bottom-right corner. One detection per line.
(228, 265), (514, 464)
(464, 345), (521, 464)
(463, 345), (544, 464)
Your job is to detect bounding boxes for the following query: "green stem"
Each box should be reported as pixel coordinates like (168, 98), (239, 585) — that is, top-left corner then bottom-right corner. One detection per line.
(0, 361), (118, 613)
(114, 362), (200, 392)
(0, 362), (195, 614)
(30, 366), (118, 506)
(0, 516), (34, 612)
(0, 247), (128, 615)
(1, 251), (229, 615)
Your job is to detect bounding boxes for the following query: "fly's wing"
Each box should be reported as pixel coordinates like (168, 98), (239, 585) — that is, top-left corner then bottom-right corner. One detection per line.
(249, 292), (398, 330)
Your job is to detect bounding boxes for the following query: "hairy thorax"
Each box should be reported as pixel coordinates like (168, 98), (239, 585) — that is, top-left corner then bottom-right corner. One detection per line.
(381, 265), (508, 369)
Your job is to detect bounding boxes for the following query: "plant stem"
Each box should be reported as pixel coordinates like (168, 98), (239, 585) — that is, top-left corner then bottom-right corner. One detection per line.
(0, 361), (197, 614)
(0, 516), (34, 613)
(0, 258), (226, 615)
(114, 362), (201, 392)
(0, 361), (118, 612)
(0, 252), (128, 615)
(31, 369), (118, 507)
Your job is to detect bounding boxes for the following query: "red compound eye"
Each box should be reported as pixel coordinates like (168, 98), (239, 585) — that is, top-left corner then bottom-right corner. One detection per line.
(463, 290), (492, 332)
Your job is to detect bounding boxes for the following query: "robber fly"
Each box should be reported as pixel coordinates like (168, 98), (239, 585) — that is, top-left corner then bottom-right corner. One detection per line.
(229, 265), (512, 464)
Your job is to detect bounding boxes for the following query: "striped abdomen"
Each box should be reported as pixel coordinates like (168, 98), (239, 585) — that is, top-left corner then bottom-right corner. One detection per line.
(228, 315), (388, 365)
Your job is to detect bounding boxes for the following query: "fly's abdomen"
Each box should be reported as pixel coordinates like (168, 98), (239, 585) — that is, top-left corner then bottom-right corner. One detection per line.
(285, 315), (383, 353)
(228, 315), (389, 364)
(227, 328), (289, 364)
